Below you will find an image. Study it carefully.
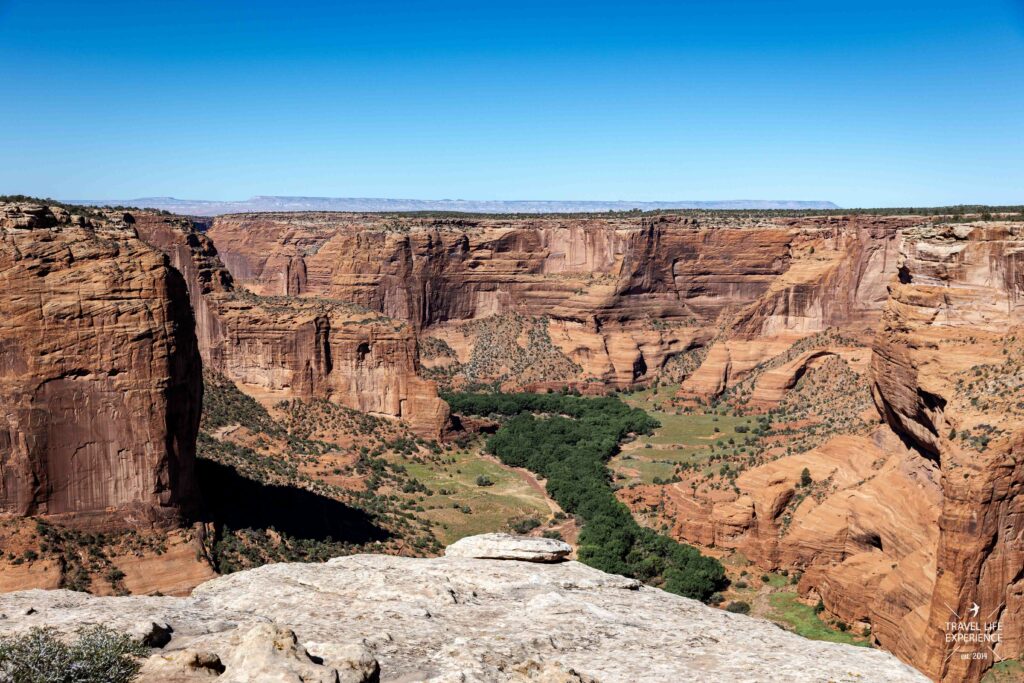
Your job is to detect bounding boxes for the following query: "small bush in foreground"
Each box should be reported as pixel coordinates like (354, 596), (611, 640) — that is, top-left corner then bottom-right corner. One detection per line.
(725, 601), (751, 614)
(0, 625), (147, 683)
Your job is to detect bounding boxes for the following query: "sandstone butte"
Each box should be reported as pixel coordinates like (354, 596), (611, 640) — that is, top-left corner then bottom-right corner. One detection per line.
(0, 534), (927, 682)
(3, 201), (1024, 681)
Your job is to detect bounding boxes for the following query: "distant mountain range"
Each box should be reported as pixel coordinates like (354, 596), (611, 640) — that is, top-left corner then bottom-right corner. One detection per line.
(64, 196), (840, 216)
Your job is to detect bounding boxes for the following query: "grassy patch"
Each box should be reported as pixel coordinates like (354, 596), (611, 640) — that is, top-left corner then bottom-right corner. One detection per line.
(610, 403), (755, 485)
(766, 592), (869, 647)
(397, 449), (552, 544)
(983, 659), (1024, 682)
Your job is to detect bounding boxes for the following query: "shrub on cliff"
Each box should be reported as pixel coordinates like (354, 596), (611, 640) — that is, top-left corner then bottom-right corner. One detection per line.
(725, 601), (751, 614)
(0, 625), (147, 683)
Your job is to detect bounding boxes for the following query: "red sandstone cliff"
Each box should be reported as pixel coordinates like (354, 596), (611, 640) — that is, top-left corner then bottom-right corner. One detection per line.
(616, 220), (1024, 681)
(207, 213), (908, 389)
(870, 223), (1024, 681)
(0, 204), (200, 527)
(134, 214), (448, 437)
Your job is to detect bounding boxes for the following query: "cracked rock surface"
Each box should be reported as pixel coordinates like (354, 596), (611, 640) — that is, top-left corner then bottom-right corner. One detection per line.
(0, 538), (926, 682)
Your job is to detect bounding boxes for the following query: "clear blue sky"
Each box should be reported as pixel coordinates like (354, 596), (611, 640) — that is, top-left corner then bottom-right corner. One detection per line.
(1, 0), (1022, 207)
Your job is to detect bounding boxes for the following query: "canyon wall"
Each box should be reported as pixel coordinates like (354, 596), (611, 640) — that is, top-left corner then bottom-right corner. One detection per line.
(870, 223), (1024, 681)
(0, 204), (200, 527)
(134, 214), (448, 437)
(207, 213), (907, 388)
(617, 221), (1024, 681)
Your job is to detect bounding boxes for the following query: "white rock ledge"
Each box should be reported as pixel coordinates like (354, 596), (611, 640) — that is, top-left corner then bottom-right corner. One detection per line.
(444, 532), (572, 562)
(0, 535), (928, 682)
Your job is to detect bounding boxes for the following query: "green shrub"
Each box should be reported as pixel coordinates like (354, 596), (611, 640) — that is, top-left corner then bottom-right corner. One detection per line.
(0, 625), (147, 683)
(511, 517), (541, 534)
(800, 467), (813, 487)
(475, 475), (495, 487)
(725, 601), (751, 614)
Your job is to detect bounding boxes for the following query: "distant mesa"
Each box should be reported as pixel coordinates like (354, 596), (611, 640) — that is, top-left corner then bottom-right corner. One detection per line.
(64, 195), (841, 216)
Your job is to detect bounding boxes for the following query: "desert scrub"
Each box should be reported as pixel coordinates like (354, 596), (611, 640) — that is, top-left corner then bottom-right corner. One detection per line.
(0, 625), (147, 683)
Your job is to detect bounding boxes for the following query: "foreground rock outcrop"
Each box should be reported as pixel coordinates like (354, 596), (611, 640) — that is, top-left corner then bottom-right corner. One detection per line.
(0, 536), (926, 682)
(0, 204), (200, 527)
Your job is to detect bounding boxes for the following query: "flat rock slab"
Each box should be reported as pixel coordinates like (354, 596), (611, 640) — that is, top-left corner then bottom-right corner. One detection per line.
(444, 533), (572, 562)
(0, 541), (928, 682)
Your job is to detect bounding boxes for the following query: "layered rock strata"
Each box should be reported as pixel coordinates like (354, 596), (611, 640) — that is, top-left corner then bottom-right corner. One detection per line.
(0, 204), (200, 526)
(869, 223), (1024, 681)
(619, 221), (1024, 681)
(134, 214), (448, 436)
(207, 213), (908, 389)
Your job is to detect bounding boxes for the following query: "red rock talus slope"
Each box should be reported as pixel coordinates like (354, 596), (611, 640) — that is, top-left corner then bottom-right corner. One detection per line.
(0, 204), (200, 527)
(207, 213), (907, 388)
(134, 214), (448, 437)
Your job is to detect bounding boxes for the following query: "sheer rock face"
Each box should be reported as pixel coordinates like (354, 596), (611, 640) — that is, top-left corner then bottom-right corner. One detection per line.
(0, 542), (927, 682)
(868, 223), (1024, 682)
(0, 205), (200, 527)
(133, 214), (448, 437)
(206, 213), (907, 390)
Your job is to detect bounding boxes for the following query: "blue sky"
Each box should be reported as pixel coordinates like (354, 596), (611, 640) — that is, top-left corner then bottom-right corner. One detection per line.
(0, 0), (1022, 207)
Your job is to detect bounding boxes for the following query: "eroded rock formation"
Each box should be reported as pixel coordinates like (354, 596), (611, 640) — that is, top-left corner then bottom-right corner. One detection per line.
(206, 213), (908, 391)
(133, 214), (448, 437)
(617, 221), (1024, 681)
(0, 535), (926, 682)
(0, 204), (200, 527)
(870, 223), (1024, 681)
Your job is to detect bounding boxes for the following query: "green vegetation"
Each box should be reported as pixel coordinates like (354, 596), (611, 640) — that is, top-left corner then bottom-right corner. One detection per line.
(725, 601), (751, 614)
(444, 391), (726, 602)
(766, 592), (869, 646)
(421, 313), (581, 390)
(398, 447), (553, 544)
(12, 520), (164, 594)
(197, 373), (443, 570)
(800, 467), (813, 487)
(983, 659), (1024, 682)
(0, 626), (148, 683)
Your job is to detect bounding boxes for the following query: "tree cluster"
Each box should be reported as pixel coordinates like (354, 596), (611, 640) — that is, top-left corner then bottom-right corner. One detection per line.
(444, 392), (726, 601)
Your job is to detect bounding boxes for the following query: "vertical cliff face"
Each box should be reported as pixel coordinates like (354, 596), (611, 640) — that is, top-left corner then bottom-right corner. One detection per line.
(134, 214), (448, 437)
(0, 205), (200, 527)
(869, 223), (1024, 681)
(206, 213), (907, 391)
